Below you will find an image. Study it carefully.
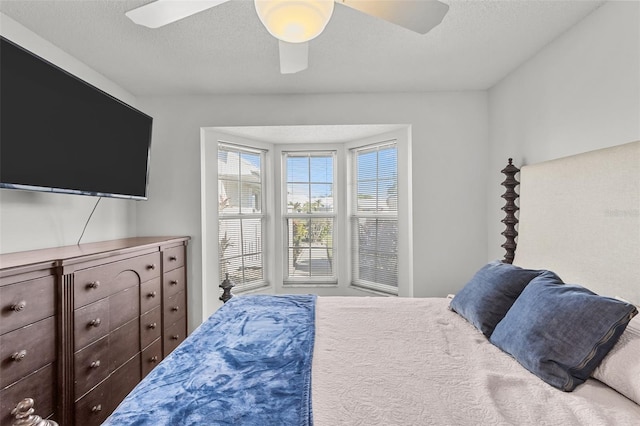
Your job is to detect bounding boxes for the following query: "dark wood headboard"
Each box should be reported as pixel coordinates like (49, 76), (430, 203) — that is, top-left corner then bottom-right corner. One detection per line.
(500, 158), (520, 264)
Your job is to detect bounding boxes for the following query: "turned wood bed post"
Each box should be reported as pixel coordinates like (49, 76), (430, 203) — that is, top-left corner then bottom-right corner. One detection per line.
(219, 273), (235, 303)
(501, 158), (520, 264)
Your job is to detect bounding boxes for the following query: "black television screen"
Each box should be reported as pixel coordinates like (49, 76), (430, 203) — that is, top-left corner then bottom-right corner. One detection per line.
(0, 36), (152, 200)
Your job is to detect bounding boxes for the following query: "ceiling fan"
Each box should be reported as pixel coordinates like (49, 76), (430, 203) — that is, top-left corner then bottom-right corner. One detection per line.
(126, 0), (449, 74)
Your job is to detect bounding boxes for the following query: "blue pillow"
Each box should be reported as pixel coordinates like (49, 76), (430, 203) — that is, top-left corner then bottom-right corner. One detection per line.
(490, 274), (638, 391)
(449, 261), (545, 337)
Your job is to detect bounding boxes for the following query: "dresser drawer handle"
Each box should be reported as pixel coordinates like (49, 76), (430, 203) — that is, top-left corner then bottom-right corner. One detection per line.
(171, 306), (180, 312)
(89, 318), (102, 327)
(11, 350), (27, 361)
(90, 360), (101, 369)
(171, 335), (179, 340)
(149, 355), (159, 363)
(91, 404), (102, 413)
(170, 280), (179, 286)
(147, 322), (157, 330)
(87, 281), (100, 289)
(169, 255), (177, 261)
(147, 263), (156, 270)
(11, 301), (27, 312)
(147, 291), (157, 298)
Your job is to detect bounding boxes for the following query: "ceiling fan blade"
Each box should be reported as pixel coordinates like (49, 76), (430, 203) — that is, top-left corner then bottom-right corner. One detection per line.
(339, 0), (449, 34)
(279, 41), (309, 74)
(125, 0), (231, 28)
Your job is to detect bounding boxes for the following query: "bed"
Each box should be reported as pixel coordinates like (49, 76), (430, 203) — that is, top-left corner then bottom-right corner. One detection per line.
(22, 141), (640, 425)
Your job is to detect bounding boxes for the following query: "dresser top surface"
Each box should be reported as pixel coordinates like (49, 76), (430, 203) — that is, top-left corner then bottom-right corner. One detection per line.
(0, 237), (190, 273)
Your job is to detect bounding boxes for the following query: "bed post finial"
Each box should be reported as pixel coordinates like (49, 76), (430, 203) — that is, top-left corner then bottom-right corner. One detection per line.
(501, 158), (520, 264)
(11, 398), (58, 426)
(219, 273), (234, 303)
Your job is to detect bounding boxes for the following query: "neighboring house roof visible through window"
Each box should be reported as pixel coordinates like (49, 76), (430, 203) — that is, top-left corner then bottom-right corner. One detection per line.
(218, 151), (261, 182)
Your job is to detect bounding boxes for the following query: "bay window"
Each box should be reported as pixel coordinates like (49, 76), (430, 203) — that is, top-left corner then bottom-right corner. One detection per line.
(212, 130), (408, 299)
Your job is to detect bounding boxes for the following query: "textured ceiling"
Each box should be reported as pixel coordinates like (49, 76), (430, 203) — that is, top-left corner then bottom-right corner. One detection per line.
(0, 0), (606, 96)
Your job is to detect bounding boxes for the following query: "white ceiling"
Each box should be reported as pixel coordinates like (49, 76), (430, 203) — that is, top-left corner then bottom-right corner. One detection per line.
(0, 0), (606, 96)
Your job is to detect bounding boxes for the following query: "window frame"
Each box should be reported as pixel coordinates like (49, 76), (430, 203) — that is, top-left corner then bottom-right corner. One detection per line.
(349, 140), (399, 295)
(281, 150), (338, 285)
(217, 142), (269, 293)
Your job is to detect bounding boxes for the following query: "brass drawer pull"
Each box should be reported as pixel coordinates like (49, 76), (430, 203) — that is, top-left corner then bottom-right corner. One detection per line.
(170, 280), (179, 286)
(89, 318), (101, 327)
(171, 335), (179, 340)
(87, 281), (100, 289)
(11, 301), (26, 312)
(90, 360), (101, 369)
(171, 306), (180, 312)
(91, 404), (102, 413)
(11, 350), (27, 361)
(149, 355), (159, 363)
(169, 255), (177, 261)
(147, 263), (156, 270)
(147, 322), (157, 330)
(147, 291), (157, 298)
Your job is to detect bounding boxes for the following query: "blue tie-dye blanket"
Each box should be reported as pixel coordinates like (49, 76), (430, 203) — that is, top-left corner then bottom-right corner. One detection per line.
(103, 294), (317, 426)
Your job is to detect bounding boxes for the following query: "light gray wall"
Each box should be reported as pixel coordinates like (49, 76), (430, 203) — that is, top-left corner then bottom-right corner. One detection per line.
(487, 1), (640, 261)
(4, 1), (636, 332)
(0, 14), (139, 253)
(136, 92), (490, 327)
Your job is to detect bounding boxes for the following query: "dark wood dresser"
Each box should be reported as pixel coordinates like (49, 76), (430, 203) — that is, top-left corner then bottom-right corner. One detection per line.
(0, 236), (190, 426)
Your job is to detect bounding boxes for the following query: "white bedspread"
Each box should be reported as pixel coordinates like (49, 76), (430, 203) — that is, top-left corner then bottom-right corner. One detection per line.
(311, 297), (640, 425)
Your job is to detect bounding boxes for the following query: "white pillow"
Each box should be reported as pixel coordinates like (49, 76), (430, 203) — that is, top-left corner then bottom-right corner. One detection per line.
(592, 315), (640, 404)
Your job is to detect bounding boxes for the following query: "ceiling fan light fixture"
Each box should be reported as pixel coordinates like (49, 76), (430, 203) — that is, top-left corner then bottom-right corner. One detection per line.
(254, 0), (335, 44)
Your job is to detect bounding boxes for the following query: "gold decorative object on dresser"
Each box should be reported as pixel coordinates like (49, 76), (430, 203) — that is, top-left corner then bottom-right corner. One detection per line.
(0, 236), (190, 426)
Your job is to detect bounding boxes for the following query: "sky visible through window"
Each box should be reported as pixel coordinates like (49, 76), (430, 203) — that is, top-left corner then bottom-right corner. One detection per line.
(224, 148), (399, 203)
(286, 153), (334, 210)
(282, 148), (397, 206)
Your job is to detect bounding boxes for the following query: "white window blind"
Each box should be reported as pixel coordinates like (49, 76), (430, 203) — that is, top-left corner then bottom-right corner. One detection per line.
(283, 151), (336, 282)
(218, 143), (266, 289)
(351, 141), (398, 293)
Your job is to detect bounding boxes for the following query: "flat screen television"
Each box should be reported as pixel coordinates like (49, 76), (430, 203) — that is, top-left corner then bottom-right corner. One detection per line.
(0, 36), (153, 200)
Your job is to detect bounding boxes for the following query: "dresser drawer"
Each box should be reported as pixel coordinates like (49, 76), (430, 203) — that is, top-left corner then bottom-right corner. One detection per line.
(74, 335), (109, 398)
(74, 252), (160, 309)
(140, 306), (161, 349)
(0, 316), (55, 389)
(108, 353), (141, 415)
(140, 277), (161, 314)
(108, 286), (140, 331)
(109, 318), (139, 372)
(74, 377), (109, 426)
(163, 315), (187, 356)
(74, 298), (110, 351)
(164, 290), (186, 325)
(163, 267), (185, 298)
(74, 352), (141, 426)
(141, 338), (162, 379)
(0, 364), (55, 426)
(163, 245), (185, 272)
(0, 275), (55, 335)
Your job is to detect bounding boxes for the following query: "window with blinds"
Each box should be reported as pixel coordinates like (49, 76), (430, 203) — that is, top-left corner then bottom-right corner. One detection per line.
(351, 141), (398, 293)
(283, 151), (336, 283)
(218, 143), (266, 289)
